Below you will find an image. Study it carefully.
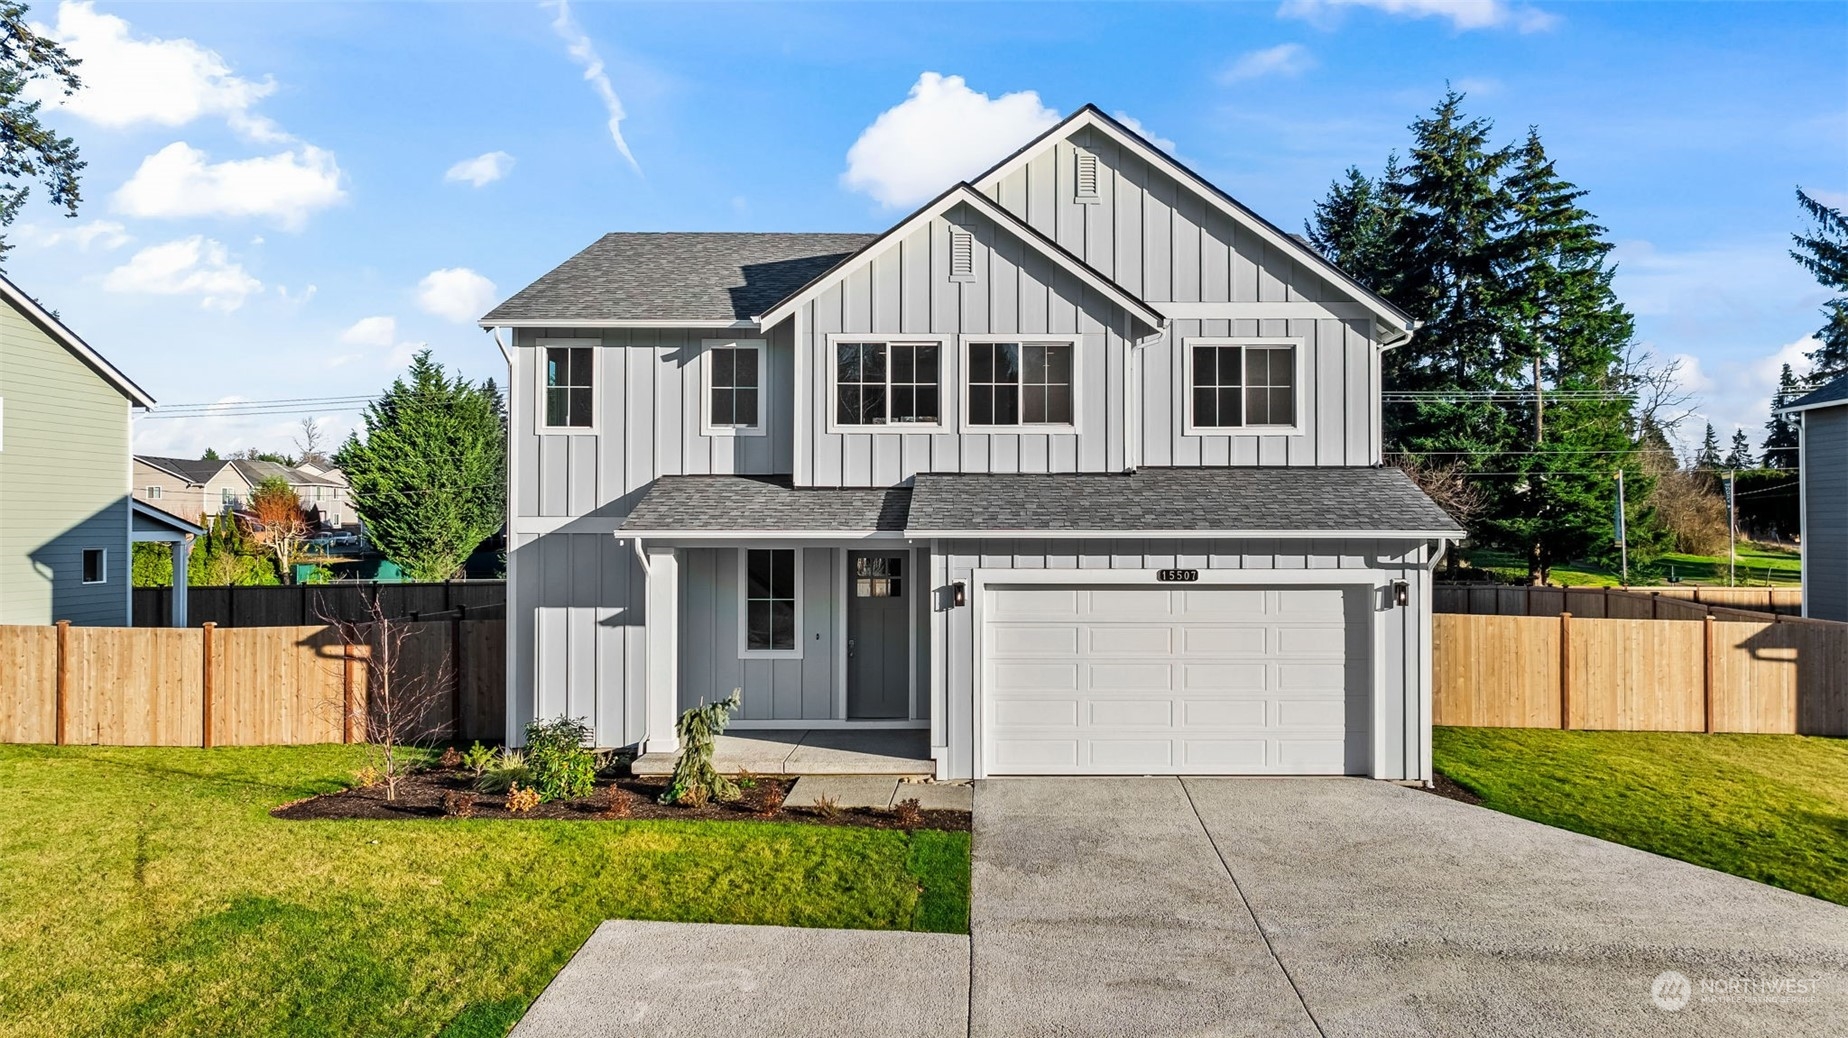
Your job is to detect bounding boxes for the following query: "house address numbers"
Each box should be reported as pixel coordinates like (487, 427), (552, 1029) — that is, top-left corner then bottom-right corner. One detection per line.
(1156, 569), (1200, 582)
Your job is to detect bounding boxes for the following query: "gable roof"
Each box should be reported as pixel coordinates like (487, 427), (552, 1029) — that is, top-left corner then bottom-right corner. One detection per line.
(0, 272), (154, 406)
(1781, 372), (1848, 414)
(481, 233), (876, 326)
(621, 475), (912, 533)
(970, 105), (1416, 341)
(754, 182), (1166, 332)
(137, 455), (226, 484)
(136, 455), (346, 488)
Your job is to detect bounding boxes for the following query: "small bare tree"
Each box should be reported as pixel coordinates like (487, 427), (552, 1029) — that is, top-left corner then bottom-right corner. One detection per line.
(293, 417), (330, 469)
(1391, 455), (1489, 529)
(1620, 344), (1699, 439)
(248, 476), (312, 583)
(322, 596), (452, 801)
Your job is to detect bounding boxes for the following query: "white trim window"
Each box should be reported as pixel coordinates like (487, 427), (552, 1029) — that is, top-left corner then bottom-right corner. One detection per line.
(967, 340), (1075, 427)
(146, 485), (163, 500)
(704, 339), (765, 436)
(833, 340), (943, 428)
(740, 548), (802, 658)
(81, 548), (106, 584)
(1185, 338), (1303, 434)
(541, 344), (596, 430)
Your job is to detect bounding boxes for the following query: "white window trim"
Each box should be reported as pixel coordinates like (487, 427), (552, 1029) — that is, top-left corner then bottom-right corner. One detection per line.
(823, 333), (952, 434)
(81, 548), (107, 585)
(700, 338), (768, 438)
(534, 338), (602, 436)
(1181, 336), (1308, 438)
(146, 485), (163, 499)
(738, 547), (804, 660)
(956, 334), (1084, 434)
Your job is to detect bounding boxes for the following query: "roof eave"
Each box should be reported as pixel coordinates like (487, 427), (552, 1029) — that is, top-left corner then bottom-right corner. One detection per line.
(0, 273), (155, 407)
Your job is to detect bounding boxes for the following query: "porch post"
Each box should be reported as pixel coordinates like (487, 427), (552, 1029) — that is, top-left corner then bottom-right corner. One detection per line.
(643, 545), (680, 754)
(171, 534), (192, 628)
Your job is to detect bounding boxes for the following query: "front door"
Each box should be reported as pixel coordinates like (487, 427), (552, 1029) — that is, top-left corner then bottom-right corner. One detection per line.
(846, 551), (909, 718)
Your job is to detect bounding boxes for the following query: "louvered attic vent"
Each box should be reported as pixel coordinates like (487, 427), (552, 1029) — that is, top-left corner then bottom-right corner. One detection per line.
(1075, 149), (1100, 201)
(949, 227), (974, 280)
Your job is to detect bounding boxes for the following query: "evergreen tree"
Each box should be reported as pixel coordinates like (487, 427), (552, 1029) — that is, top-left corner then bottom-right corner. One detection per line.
(1762, 363), (1802, 469)
(1791, 189), (1848, 381)
(1694, 422), (1722, 469)
(201, 447), (221, 462)
(1724, 428), (1755, 470)
(0, 4), (84, 264)
(336, 350), (505, 582)
(1304, 158), (1406, 292)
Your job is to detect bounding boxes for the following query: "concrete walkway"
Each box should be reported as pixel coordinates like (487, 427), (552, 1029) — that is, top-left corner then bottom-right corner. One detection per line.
(631, 729), (932, 778)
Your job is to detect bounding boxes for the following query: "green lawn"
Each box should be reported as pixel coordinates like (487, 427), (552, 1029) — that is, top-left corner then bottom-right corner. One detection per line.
(0, 745), (969, 1038)
(1460, 541), (1801, 587)
(1433, 727), (1848, 905)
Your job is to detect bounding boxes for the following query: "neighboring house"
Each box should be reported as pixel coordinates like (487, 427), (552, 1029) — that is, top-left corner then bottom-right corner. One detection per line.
(481, 106), (1462, 781)
(135, 456), (354, 530)
(0, 273), (200, 626)
(1782, 373), (1848, 621)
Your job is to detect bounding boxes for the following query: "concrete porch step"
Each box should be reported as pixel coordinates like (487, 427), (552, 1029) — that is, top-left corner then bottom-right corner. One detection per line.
(630, 728), (934, 778)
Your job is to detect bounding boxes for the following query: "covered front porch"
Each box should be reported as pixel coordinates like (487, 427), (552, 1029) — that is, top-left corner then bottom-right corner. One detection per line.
(630, 728), (933, 777)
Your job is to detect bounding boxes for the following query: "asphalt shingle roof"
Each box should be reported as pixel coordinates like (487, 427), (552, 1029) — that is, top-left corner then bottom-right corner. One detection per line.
(1787, 372), (1848, 411)
(621, 476), (913, 532)
(138, 455), (225, 484)
(905, 467), (1465, 534)
(481, 233), (878, 323)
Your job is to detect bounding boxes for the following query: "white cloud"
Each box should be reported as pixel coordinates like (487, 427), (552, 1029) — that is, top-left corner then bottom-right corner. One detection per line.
(102, 236), (261, 312)
(1112, 113), (1176, 154)
(543, 0), (641, 174)
(134, 403), (356, 462)
(340, 315), (397, 347)
(843, 73), (1061, 208)
(113, 142), (346, 229)
(1806, 188), (1848, 212)
(1681, 336), (1817, 454)
(416, 268), (497, 323)
(445, 151), (515, 187)
(17, 219), (130, 251)
(1280, 0), (1557, 33)
(32, 1), (285, 141)
(1220, 43), (1318, 83)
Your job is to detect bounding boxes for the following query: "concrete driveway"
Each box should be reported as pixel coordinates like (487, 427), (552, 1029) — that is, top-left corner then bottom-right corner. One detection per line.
(974, 777), (1848, 1038)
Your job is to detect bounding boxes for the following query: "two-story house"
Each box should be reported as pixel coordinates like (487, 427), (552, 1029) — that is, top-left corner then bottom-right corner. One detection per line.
(135, 456), (353, 530)
(481, 106), (1461, 782)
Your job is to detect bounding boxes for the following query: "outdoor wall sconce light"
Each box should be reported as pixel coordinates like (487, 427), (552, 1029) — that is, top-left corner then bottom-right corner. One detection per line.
(1391, 580), (1410, 607)
(952, 581), (967, 607)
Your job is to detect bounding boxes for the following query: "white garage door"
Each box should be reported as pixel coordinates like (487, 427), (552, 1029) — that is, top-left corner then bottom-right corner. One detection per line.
(982, 584), (1369, 775)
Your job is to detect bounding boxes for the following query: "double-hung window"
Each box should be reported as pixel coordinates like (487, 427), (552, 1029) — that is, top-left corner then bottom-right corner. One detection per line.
(834, 341), (941, 426)
(706, 341), (762, 434)
(967, 341), (1074, 426)
(1188, 340), (1297, 431)
(741, 548), (800, 656)
(542, 346), (595, 430)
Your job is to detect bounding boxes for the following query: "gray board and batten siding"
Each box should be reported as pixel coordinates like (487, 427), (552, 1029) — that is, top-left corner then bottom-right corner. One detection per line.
(1802, 404), (1848, 621)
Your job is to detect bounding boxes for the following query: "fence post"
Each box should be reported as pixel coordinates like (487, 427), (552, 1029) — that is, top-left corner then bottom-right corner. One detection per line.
(201, 622), (216, 748)
(54, 620), (70, 746)
(1703, 613), (1716, 734)
(341, 631), (357, 745)
(1558, 611), (1572, 730)
(449, 613), (465, 741)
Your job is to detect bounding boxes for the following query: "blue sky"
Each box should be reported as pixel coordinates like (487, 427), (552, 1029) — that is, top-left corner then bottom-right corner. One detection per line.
(5, 0), (1843, 459)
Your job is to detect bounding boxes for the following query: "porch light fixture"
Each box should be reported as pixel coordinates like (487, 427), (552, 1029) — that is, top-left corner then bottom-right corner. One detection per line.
(1391, 580), (1409, 607)
(952, 581), (967, 608)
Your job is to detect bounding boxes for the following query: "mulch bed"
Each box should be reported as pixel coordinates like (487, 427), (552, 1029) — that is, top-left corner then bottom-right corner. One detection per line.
(272, 767), (972, 832)
(1425, 769), (1484, 805)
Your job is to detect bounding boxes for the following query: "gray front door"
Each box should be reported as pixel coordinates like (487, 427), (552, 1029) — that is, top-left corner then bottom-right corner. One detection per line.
(846, 551), (909, 719)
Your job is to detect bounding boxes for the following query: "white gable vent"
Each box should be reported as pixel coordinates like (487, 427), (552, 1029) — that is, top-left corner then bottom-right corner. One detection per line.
(1075, 148), (1100, 202)
(949, 227), (974, 280)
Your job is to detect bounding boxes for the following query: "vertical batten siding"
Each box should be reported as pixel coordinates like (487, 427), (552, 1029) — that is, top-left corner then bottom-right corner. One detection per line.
(678, 547), (839, 721)
(1803, 408), (1848, 621)
(936, 538), (1428, 781)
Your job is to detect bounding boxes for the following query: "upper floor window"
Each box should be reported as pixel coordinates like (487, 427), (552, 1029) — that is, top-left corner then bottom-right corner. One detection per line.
(835, 341), (941, 427)
(1187, 340), (1299, 432)
(145, 485), (163, 500)
(704, 340), (763, 436)
(967, 341), (1074, 427)
(543, 346), (595, 429)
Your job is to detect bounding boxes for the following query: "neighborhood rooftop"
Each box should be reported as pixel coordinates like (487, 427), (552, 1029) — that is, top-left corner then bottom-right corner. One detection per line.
(481, 232), (878, 324)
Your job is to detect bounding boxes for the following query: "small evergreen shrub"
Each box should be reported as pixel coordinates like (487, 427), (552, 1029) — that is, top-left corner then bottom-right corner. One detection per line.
(524, 716), (596, 802)
(440, 789), (475, 818)
(662, 691), (741, 805)
(352, 765), (382, 789)
(460, 741), (496, 778)
(505, 784), (540, 814)
(475, 749), (533, 794)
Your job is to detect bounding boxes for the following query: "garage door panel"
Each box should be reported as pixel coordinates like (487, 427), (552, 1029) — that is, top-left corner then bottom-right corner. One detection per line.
(1274, 626), (1348, 656)
(1276, 662), (1349, 692)
(1183, 739), (1269, 768)
(993, 662), (1078, 692)
(1275, 588), (1347, 615)
(1176, 588), (1268, 618)
(993, 740), (1078, 768)
(1181, 662), (1269, 692)
(993, 699), (1079, 727)
(1181, 626), (1266, 656)
(1087, 699), (1174, 727)
(1081, 589), (1174, 619)
(992, 625), (1081, 656)
(1274, 698), (1348, 728)
(1084, 662), (1173, 691)
(1182, 699), (1267, 728)
(1276, 739), (1347, 771)
(1088, 740), (1174, 768)
(1086, 626), (1175, 655)
(992, 588), (1079, 618)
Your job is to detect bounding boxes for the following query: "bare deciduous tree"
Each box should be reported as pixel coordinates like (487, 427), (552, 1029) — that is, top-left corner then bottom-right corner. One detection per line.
(293, 417), (330, 468)
(1392, 456), (1490, 528)
(321, 596), (452, 802)
(1621, 343), (1699, 439)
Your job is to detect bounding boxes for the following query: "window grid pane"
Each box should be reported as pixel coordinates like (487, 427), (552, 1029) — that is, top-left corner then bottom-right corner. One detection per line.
(746, 549), (797, 651)
(889, 343), (940, 423)
(836, 342), (886, 425)
(1244, 346), (1294, 427)
(544, 346), (595, 427)
(709, 347), (761, 428)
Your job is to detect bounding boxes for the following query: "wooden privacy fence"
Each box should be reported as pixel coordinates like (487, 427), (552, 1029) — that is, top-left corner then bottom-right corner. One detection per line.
(1436, 585), (1802, 623)
(1434, 612), (1848, 735)
(133, 580), (507, 629)
(0, 620), (505, 747)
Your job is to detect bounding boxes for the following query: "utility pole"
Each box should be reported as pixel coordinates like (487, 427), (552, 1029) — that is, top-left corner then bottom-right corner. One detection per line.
(1615, 469), (1628, 586)
(1726, 470), (1737, 587)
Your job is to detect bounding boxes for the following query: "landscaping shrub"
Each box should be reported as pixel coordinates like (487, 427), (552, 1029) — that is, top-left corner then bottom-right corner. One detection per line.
(475, 749), (533, 795)
(524, 716), (596, 802)
(505, 784), (540, 814)
(662, 691), (741, 805)
(352, 765), (382, 789)
(602, 785), (634, 819)
(438, 746), (463, 769)
(460, 741), (495, 778)
(893, 797), (922, 829)
(753, 781), (786, 819)
(440, 790), (475, 818)
(812, 793), (840, 819)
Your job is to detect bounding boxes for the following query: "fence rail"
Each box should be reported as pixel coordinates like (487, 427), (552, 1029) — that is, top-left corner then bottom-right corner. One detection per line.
(1433, 612), (1848, 735)
(1435, 584), (1803, 622)
(0, 619), (504, 747)
(133, 580), (506, 628)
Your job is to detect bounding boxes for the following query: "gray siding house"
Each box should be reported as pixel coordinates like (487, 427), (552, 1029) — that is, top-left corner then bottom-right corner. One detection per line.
(482, 106), (1462, 781)
(1784, 374), (1848, 621)
(0, 274), (196, 625)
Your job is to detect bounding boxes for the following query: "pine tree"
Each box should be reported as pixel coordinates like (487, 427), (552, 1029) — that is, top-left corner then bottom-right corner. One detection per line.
(1304, 158), (1406, 293)
(1791, 189), (1848, 381)
(1724, 428), (1755, 470)
(336, 350), (506, 582)
(1694, 422), (1722, 469)
(1762, 363), (1802, 469)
